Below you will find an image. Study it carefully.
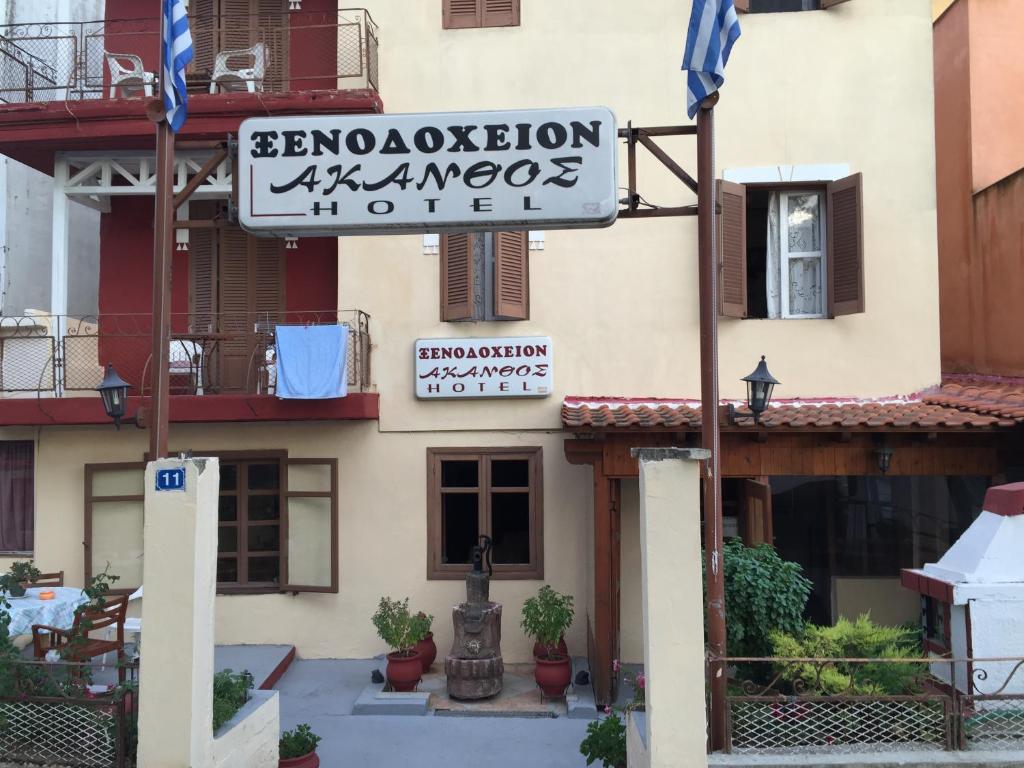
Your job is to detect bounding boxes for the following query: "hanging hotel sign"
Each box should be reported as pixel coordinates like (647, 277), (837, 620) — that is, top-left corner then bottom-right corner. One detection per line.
(415, 337), (553, 399)
(237, 107), (618, 236)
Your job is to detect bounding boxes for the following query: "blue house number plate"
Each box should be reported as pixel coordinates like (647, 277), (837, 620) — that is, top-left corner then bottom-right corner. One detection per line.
(155, 467), (186, 492)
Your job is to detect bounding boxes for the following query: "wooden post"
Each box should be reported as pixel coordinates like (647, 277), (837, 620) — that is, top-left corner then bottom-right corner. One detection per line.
(697, 95), (726, 750)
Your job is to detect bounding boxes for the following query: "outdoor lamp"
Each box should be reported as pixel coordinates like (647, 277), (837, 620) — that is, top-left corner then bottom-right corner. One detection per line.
(741, 355), (780, 425)
(97, 364), (137, 429)
(874, 442), (894, 474)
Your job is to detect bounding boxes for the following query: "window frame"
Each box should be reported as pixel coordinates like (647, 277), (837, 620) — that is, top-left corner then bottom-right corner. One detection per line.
(84, 462), (146, 595)
(778, 188), (828, 319)
(426, 446), (543, 580)
(0, 440), (34, 555)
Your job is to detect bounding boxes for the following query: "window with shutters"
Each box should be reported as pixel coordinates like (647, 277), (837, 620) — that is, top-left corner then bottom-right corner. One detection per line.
(718, 174), (864, 320)
(440, 232), (529, 321)
(427, 447), (543, 580)
(190, 0), (290, 91)
(735, 0), (851, 12)
(443, 0), (521, 29)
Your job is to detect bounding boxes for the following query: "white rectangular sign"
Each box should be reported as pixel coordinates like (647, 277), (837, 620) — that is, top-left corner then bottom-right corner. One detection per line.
(238, 108), (618, 236)
(415, 337), (552, 399)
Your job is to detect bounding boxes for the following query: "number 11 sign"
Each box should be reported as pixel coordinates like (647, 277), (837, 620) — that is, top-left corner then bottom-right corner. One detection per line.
(155, 467), (186, 492)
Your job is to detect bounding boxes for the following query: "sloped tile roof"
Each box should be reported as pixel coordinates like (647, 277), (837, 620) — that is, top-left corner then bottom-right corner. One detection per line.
(922, 375), (1024, 421)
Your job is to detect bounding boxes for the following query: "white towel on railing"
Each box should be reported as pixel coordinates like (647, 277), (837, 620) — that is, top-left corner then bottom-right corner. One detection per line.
(274, 324), (347, 399)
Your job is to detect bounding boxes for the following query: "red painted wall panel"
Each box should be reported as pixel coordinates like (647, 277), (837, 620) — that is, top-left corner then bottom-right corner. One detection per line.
(286, 238), (338, 318)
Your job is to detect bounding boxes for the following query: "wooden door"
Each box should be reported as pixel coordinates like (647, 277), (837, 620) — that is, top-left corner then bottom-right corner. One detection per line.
(741, 477), (773, 546)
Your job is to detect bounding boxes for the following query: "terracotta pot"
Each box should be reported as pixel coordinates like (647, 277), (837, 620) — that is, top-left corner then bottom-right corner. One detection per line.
(414, 632), (437, 673)
(532, 637), (568, 659)
(386, 651), (422, 692)
(280, 751), (320, 768)
(534, 654), (572, 698)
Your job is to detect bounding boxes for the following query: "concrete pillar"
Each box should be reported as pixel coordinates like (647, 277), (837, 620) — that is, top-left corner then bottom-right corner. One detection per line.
(632, 447), (710, 768)
(137, 457), (220, 768)
(50, 158), (69, 394)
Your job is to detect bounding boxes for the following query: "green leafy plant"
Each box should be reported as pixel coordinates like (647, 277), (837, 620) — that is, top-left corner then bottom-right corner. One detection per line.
(579, 712), (626, 768)
(521, 585), (575, 659)
(0, 560), (41, 597)
(212, 669), (254, 731)
(280, 723), (321, 759)
(703, 539), (812, 657)
(769, 614), (923, 695)
(415, 611), (434, 634)
(372, 597), (430, 655)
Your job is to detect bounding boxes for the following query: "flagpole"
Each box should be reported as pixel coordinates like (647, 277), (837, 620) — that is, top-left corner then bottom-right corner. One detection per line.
(150, 4), (174, 460)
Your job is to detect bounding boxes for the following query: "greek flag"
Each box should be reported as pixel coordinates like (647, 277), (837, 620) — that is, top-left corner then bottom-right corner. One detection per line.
(681, 0), (741, 119)
(162, 0), (194, 132)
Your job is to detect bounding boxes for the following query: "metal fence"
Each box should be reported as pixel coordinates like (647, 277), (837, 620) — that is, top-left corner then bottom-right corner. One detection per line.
(0, 658), (138, 768)
(0, 310), (371, 397)
(0, 9), (379, 104)
(718, 655), (1024, 755)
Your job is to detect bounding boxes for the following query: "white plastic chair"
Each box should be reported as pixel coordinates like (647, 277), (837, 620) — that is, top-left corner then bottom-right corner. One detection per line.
(209, 42), (266, 93)
(101, 586), (143, 667)
(169, 340), (204, 395)
(105, 52), (156, 98)
(260, 346), (277, 395)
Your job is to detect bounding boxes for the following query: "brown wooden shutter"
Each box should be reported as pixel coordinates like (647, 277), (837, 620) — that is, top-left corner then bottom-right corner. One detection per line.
(820, 0), (853, 8)
(493, 231), (529, 320)
(826, 172), (865, 317)
(440, 234), (474, 321)
(443, 0), (482, 29)
(189, 0), (216, 77)
(733, 0), (750, 12)
(188, 226), (217, 332)
(255, 0), (289, 91)
(718, 179), (747, 318)
(253, 237), (285, 322)
(741, 478), (773, 547)
(482, 0), (520, 27)
(217, 227), (251, 391)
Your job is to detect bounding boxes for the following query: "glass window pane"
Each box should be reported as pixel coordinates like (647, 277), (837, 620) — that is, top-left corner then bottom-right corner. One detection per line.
(217, 558), (238, 583)
(248, 556), (279, 584)
(91, 500), (144, 587)
(442, 460), (478, 488)
(491, 459), (529, 488)
(248, 525), (279, 553)
(491, 492), (531, 564)
(287, 497), (332, 587)
(218, 526), (238, 554)
(219, 464), (238, 492)
(249, 495), (280, 521)
(218, 496), (237, 522)
(786, 193), (820, 253)
(288, 463), (331, 493)
(92, 469), (143, 497)
(442, 492), (478, 564)
(788, 257), (822, 315)
(248, 463), (280, 491)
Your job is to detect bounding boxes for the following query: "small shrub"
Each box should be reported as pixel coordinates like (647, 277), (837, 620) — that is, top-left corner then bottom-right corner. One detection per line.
(579, 712), (626, 768)
(372, 597), (430, 655)
(280, 723), (321, 759)
(212, 669), (253, 731)
(521, 585), (575, 658)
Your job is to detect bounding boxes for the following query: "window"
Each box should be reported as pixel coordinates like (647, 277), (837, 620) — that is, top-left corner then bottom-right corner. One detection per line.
(443, 0), (520, 29)
(85, 463), (145, 593)
(440, 232), (529, 321)
(427, 447), (543, 579)
(735, 0), (851, 11)
(0, 441), (33, 553)
(719, 173), (864, 319)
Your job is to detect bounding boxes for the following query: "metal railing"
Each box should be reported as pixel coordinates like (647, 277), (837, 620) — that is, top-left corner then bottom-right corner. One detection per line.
(0, 310), (371, 398)
(0, 9), (379, 104)
(0, 657), (138, 768)
(717, 655), (1024, 754)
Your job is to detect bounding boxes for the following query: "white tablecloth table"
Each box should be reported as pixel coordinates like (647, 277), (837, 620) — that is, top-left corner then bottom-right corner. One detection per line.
(5, 586), (89, 637)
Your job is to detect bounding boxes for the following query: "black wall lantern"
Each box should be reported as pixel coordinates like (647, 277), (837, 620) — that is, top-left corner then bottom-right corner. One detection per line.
(741, 355), (780, 425)
(96, 364), (140, 429)
(874, 441), (894, 474)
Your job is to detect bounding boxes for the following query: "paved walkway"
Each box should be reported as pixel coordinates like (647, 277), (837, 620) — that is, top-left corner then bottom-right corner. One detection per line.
(276, 659), (595, 768)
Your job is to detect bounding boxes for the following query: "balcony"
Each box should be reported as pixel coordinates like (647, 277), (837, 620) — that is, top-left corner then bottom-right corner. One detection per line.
(0, 310), (376, 425)
(0, 9), (379, 104)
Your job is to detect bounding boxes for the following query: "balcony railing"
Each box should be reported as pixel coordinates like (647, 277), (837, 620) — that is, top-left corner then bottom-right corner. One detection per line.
(0, 9), (378, 105)
(0, 310), (371, 397)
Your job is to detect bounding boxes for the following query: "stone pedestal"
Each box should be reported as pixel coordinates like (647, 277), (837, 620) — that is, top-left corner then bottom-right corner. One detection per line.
(445, 602), (504, 699)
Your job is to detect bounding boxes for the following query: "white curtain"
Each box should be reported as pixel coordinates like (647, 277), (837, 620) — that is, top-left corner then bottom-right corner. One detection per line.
(765, 191), (781, 318)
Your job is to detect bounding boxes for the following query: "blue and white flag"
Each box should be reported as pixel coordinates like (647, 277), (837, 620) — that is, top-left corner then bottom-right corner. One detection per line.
(162, 0), (194, 132)
(681, 0), (741, 119)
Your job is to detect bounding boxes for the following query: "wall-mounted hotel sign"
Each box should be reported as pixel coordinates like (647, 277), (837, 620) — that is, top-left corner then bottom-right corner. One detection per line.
(238, 107), (618, 236)
(415, 337), (553, 399)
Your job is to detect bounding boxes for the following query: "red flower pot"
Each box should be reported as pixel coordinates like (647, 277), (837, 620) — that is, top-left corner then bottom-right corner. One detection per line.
(534, 654), (572, 698)
(386, 651), (422, 692)
(414, 632), (437, 673)
(532, 637), (568, 659)
(280, 751), (320, 768)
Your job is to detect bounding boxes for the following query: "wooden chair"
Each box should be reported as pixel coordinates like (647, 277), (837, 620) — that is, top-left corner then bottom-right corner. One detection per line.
(28, 571), (63, 588)
(31, 595), (129, 681)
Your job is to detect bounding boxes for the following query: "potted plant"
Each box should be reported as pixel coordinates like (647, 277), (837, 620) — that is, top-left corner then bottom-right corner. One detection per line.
(279, 723), (321, 768)
(521, 585), (575, 697)
(0, 561), (40, 598)
(371, 597), (430, 691)
(412, 611), (436, 673)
